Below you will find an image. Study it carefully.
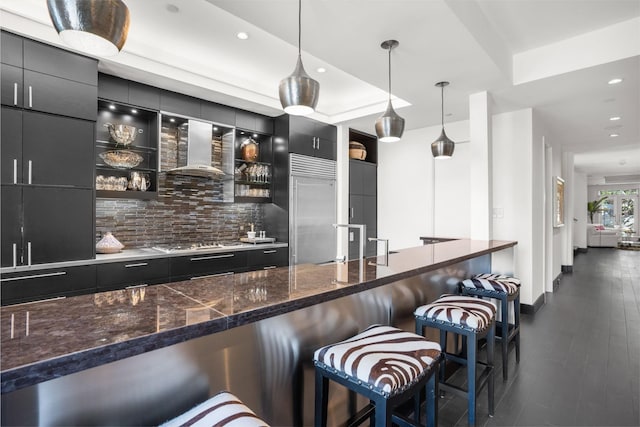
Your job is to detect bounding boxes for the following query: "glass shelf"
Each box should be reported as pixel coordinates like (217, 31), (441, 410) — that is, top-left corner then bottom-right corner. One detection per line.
(235, 180), (271, 186)
(96, 140), (157, 152)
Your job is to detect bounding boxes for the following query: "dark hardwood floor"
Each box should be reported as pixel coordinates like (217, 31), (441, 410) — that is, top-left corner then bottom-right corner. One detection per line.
(438, 247), (640, 426)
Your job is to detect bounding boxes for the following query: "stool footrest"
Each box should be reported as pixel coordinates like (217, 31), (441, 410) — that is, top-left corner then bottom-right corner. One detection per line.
(440, 363), (493, 398)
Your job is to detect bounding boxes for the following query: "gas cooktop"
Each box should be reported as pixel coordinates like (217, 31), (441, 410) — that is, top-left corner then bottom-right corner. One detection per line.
(151, 242), (249, 254)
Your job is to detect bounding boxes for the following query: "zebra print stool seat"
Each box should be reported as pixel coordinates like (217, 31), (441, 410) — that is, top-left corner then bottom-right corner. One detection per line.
(160, 391), (269, 427)
(314, 325), (442, 427)
(461, 273), (521, 380)
(415, 294), (496, 426)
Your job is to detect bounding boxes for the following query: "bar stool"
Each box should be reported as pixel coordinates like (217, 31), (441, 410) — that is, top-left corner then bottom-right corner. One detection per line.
(460, 273), (521, 380)
(314, 325), (442, 427)
(414, 294), (496, 426)
(161, 391), (269, 427)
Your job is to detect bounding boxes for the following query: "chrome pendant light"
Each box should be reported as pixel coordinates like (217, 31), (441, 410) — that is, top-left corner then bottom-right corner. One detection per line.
(47, 0), (130, 57)
(375, 40), (405, 143)
(279, 0), (319, 115)
(431, 81), (455, 159)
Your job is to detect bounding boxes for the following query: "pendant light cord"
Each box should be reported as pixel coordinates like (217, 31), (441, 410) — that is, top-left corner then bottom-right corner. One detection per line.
(440, 85), (444, 128)
(388, 47), (392, 101)
(298, 0), (302, 57)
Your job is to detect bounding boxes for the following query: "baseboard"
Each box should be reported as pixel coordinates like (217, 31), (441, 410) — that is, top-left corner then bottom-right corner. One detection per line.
(521, 292), (546, 315)
(553, 273), (561, 291)
(561, 265), (573, 273)
(576, 247), (588, 254)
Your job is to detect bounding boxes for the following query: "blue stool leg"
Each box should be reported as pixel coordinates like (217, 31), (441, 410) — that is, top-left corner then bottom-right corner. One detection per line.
(500, 294), (509, 381)
(514, 294), (521, 363)
(314, 369), (329, 427)
(487, 324), (495, 416)
(467, 331), (477, 426)
(439, 329), (447, 384)
(426, 370), (437, 427)
(374, 397), (390, 427)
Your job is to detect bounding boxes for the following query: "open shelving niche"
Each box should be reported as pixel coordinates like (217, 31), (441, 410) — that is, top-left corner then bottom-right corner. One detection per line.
(234, 128), (273, 203)
(95, 99), (159, 200)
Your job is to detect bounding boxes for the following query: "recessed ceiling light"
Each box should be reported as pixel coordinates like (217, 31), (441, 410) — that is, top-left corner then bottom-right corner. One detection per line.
(236, 32), (249, 40)
(131, 109), (137, 114)
(609, 116), (621, 121)
(608, 78), (623, 85)
(169, 118), (175, 123)
(253, 133), (258, 138)
(166, 4), (179, 13)
(213, 127), (218, 131)
(317, 67), (326, 73)
(108, 104), (116, 110)
(610, 133), (619, 137)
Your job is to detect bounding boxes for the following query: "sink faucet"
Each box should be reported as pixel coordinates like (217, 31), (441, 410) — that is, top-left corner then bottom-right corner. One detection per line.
(333, 223), (367, 261)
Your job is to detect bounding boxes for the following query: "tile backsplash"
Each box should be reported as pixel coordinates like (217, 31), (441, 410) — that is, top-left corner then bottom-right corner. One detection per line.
(96, 122), (264, 249)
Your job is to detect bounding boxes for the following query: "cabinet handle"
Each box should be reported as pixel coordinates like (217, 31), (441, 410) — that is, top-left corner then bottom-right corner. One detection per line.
(316, 138), (320, 150)
(27, 241), (31, 266)
(25, 311), (29, 336)
(189, 271), (234, 280)
(190, 253), (234, 261)
(12, 243), (17, 268)
(126, 284), (148, 290)
(1, 271), (66, 282)
(10, 314), (14, 339)
(125, 262), (148, 268)
(263, 266), (277, 270)
(28, 160), (32, 184)
(13, 159), (17, 184)
(312, 137), (316, 149)
(13, 83), (17, 106)
(350, 207), (354, 218)
(263, 250), (277, 254)
(28, 86), (32, 108)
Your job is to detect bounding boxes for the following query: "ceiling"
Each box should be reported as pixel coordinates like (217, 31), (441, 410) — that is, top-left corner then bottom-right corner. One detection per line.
(1, 0), (639, 182)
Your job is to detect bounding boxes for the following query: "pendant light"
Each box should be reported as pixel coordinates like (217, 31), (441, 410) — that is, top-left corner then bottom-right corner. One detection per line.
(431, 81), (455, 159)
(279, 0), (319, 115)
(47, 0), (130, 57)
(375, 40), (405, 143)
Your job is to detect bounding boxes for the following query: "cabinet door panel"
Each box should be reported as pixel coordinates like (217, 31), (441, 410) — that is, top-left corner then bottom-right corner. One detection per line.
(129, 81), (160, 110)
(246, 247), (288, 269)
(23, 187), (93, 265)
(97, 73), (128, 104)
(289, 116), (315, 137)
(171, 251), (247, 280)
(160, 91), (200, 117)
(362, 163), (377, 196)
(349, 195), (364, 224)
(314, 138), (335, 160)
(23, 39), (97, 86)
(1, 107), (22, 184)
(201, 102), (235, 126)
(96, 259), (169, 291)
(255, 115), (273, 135)
(315, 123), (336, 142)
(1, 64), (22, 107)
(1, 265), (96, 305)
(1, 31), (23, 67)
(289, 134), (316, 157)
(1, 186), (22, 268)
(24, 70), (97, 121)
(23, 112), (94, 187)
(349, 160), (364, 195)
(235, 110), (255, 130)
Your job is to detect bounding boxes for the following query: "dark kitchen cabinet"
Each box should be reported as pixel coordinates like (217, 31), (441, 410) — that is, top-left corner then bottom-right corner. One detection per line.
(287, 115), (336, 160)
(1, 264), (96, 306)
(1, 64), (23, 107)
(96, 258), (170, 291)
(170, 251), (247, 281)
(23, 187), (94, 265)
(98, 73), (162, 111)
(1, 31), (23, 67)
(349, 159), (377, 259)
(160, 90), (200, 118)
(246, 247), (288, 270)
(236, 110), (273, 134)
(23, 39), (97, 86)
(202, 101), (235, 126)
(0, 109), (94, 187)
(1, 186), (93, 267)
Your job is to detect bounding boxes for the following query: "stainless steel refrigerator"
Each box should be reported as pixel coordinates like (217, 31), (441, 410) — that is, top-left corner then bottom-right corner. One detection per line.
(289, 154), (337, 265)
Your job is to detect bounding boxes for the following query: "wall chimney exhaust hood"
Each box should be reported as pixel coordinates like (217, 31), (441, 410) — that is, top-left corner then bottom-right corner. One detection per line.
(166, 119), (225, 178)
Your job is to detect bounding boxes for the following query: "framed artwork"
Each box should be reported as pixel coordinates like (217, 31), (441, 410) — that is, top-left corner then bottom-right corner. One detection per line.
(553, 176), (565, 228)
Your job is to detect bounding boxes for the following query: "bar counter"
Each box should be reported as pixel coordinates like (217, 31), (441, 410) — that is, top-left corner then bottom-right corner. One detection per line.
(1, 239), (515, 426)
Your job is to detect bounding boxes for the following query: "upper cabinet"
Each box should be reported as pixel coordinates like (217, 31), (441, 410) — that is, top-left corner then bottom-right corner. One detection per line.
(95, 100), (159, 199)
(236, 110), (273, 135)
(276, 115), (337, 160)
(234, 129), (273, 203)
(1, 32), (97, 121)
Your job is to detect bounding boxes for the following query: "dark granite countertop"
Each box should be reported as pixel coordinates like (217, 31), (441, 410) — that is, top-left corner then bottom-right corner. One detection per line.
(0, 239), (516, 393)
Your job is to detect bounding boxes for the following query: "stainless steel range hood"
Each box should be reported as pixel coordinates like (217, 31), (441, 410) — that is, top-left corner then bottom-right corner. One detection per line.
(166, 119), (225, 178)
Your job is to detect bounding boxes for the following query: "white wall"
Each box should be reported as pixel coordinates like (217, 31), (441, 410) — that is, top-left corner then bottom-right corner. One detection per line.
(377, 120), (469, 250)
(491, 108), (544, 306)
(574, 172), (588, 248)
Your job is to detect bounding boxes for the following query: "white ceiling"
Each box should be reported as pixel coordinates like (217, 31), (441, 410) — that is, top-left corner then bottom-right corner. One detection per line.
(1, 0), (639, 182)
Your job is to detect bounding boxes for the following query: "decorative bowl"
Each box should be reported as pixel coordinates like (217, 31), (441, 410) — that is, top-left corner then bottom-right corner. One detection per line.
(99, 150), (143, 169)
(105, 123), (138, 146)
(349, 141), (367, 160)
(96, 232), (125, 254)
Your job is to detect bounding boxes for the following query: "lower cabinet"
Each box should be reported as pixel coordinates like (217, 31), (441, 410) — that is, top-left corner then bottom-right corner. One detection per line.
(170, 251), (248, 281)
(1, 265), (96, 306)
(96, 258), (170, 292)
(246, 247), (288, 270)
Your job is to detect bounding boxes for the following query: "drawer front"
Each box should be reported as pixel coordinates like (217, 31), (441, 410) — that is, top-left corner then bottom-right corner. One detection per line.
(96, 258), (170, 290)
(1, 265), (96, 306)
(247, 247), (288, 269)
(171, 251), (247, 280)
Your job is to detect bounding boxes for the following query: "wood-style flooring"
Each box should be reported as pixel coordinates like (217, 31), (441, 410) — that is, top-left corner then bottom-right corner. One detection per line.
(439, 247), (640, 426)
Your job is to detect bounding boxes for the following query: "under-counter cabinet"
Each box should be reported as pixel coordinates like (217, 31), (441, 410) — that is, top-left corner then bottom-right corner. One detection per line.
(0, 265), (96, 306)
(246, 247), (288, 270)
(170, 251), (248, 281)
(96, 258), (170, 292)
